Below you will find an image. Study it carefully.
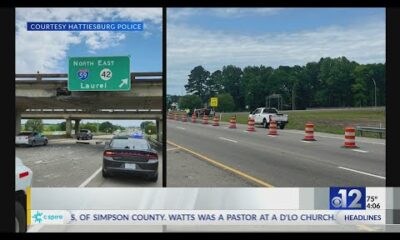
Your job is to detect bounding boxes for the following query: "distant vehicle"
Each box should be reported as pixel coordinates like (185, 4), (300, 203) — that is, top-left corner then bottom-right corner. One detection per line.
(249, 107), (289, 129)
(15, 157), (32, 232)
(193, 108), (214, 118)
(130, 132), (144, 139)
(76, 129), (93, 140)
(56, 87), (71, 96)
(15, 131), (48, 147)
(102, 136), (158, 182)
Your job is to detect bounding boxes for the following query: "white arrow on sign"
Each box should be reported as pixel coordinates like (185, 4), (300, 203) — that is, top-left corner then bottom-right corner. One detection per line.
(119, 78), (128, 88)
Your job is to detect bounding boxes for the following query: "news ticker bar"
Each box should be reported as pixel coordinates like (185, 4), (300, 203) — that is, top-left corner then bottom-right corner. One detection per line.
(28, 187), (400, 225)
(29, 210), (386, 225)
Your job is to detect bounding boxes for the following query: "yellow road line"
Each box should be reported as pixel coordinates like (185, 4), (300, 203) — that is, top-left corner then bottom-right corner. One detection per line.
(167, 140), (274, 187)
(26, 187), (31, 225)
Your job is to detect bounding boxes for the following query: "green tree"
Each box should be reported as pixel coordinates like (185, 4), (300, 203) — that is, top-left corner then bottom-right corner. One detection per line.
(25, 119), (44, 132)
(221, 65), (244, 110)
(59, 121), (66, 131)
(205, 70), (223, 101)
(178, 95), (202, 110)
(99, 121), (114, 133)
(144, 124), (157, 135)
(140, 121), (154, 130)
(185, 66), (210, 103)
(215, 93), (235, 112)
(80, 122), (98, 133)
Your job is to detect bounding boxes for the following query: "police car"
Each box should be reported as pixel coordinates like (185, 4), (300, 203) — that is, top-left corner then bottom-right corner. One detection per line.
(15, 157), (32, 232)
(102, 133), (158, 181)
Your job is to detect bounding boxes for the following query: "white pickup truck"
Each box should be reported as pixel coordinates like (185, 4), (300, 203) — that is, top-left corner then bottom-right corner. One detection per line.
(249, 107), (288, 129)
(15, 157), (32, 232)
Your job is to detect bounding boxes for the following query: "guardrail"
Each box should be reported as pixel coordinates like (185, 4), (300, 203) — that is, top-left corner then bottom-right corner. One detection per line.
(145, 135), (162, 150)
(356, 126), (386, 139)
(15, 72), (163, 82)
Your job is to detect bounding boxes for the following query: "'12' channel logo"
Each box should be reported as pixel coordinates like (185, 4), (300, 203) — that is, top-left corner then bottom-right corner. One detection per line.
(330, 187), (366, 210)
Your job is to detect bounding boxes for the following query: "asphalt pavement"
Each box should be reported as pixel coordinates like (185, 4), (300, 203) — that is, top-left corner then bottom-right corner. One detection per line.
(167, 119), (385, 187)
(16, 135), (163, 187)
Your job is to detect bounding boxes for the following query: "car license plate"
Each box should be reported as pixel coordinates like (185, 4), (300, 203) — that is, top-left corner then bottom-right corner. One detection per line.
(125, 163), (136, 170)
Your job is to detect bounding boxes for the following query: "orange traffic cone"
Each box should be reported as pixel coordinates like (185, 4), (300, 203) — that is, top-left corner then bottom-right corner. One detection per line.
(229, 116), (237, 129)
(181, 114), (187, 122)
(303, 122), (316, 141)
(191, 113), (196, 123)
(268, 120), (278, 135)
(202, 115), (209, 124)
(247, 117), (255, 132)
(343, 127), (358, 148)
(212, 115), (219, 126)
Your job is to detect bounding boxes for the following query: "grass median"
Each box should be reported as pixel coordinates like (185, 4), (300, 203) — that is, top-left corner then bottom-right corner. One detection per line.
(218, 109), (385, 138)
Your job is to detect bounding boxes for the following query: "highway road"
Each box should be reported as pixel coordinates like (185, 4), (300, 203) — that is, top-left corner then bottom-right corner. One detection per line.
(167, 119), (385, 187)
(16, 135), (162, 187)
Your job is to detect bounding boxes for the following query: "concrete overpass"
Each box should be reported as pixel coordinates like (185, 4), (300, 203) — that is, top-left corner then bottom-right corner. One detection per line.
(16, 72), (163, 140)
(20, 109), (163, 141)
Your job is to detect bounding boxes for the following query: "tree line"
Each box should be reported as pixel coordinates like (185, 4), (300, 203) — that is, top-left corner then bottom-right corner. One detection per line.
(171, 56), (385, 111)
(23, 120), (125, 133)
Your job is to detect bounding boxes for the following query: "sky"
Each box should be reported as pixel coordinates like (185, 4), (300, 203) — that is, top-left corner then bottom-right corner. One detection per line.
(16, 8), (162, 73)
(167, 8), (386, 95)
(16, 8), (162, 127)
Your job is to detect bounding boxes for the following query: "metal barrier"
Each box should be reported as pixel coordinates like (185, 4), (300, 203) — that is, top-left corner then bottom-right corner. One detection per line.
(356, 126), (386, 139)
(145, 135), (162, 150)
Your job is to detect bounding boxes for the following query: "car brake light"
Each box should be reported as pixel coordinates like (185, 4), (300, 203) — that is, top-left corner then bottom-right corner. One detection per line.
(19, 171), (29, 178)
(103, 151), (115, 157)
(146, 154), (158, 160)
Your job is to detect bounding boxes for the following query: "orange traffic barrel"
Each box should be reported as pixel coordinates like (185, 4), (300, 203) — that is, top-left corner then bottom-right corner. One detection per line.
(343, 126), (358, 148)
(212, 115), (219, 126)
(229, 116), (237, 129)
(247, 117), (255, 132)
(303, 122), (316, 141)
(202, 115), (209, 124)
(268, 120), (278, 135)
(191, 113), (196, 123)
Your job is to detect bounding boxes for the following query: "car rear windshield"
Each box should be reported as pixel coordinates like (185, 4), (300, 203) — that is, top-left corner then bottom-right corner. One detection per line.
(265, 108), (278, 113)
(18, 132), (32, 136)
(109, 139), (150, 150)
(80, 130), (88, 133)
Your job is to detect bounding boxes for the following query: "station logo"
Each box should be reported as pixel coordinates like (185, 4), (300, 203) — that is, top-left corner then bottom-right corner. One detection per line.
(330, 187), (366, 210)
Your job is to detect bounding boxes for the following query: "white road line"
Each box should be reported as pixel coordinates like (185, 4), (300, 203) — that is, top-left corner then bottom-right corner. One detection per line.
(267, 135), (277, 137)
(301, 140), (311, 143)
(167, 147), (180, 151)
(176, 127), (186, 130)
(78, 167), (102, 187)
(218, 137), (238, 143)
(28, 224), (44, 232)
(338, 166), (385, 180)
(352, 149), (369, 153)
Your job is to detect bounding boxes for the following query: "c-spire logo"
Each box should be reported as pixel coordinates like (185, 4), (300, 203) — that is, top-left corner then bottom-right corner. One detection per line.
(33, 211), (44, 223)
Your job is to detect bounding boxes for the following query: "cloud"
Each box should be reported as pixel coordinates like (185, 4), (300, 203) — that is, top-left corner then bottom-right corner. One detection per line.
(16, 8), (161, 73)
(79, 32), (126, 53)
(167, 20), (385, 95)
(168, 8), (283, 21)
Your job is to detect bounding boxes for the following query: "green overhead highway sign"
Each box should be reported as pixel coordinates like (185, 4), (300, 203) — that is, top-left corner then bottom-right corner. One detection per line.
(68, 56), (130, 91)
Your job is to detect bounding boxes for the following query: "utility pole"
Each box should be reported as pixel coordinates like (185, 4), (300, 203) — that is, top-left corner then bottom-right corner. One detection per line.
(371, 78), (377, 108)
(292, 84), (296, 110)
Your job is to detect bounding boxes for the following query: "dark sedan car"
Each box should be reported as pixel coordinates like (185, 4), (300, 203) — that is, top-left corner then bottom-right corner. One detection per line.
(76, 129), (93, 140)
(102, 136), (158, 182)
